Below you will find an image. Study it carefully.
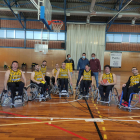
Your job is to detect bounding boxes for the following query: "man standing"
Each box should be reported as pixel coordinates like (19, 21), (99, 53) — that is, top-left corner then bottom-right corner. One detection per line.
(76, 53), (89, 87)
(89, 53), (101, 88)
(64, 54), (74, 77)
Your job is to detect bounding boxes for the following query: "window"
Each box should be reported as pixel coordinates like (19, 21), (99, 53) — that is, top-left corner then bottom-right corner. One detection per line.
(114, 34), (122, 42)
(43, 31), (49, 40)
(15, 30), (24, 39)
(138, 35), (140, 43)
(106, 34), (113, 42)
(130, 35), (137, 43)
(7, 30), (15, 38)
(122, 34), (130, 42)
(50, 32), (57, 40)
(58, 32), (65, 40)
(0, 29), (6, 38)
(26, 31), (33, 39)
(34, 31), (41, 40)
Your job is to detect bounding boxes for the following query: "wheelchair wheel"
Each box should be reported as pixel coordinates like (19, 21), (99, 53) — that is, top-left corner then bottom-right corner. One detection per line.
(75, 87), (82, 100)
(26, 84), (38, 101)
(0, 91), (11, 106)
(23, 89), (28, 102)
(113, 88), (119, 104)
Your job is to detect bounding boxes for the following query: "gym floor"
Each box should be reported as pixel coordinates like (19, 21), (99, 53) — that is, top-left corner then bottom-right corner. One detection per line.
(0, 69), (140, 140)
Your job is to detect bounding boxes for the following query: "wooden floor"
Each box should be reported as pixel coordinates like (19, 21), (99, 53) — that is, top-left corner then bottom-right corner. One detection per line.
(0, 69), (140, 140)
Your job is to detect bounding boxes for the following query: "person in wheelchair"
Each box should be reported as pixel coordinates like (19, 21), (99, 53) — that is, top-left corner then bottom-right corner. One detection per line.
(78, 65), (94, 95)
(122, 67), (140, 107)
(51, 63), (59, 85)
(99, 65), (117, 101)
(55, 62), (72, 92)
(4, 61), (26, 104)
(31, 64), (47, 97)
(40, 60), (50, 87)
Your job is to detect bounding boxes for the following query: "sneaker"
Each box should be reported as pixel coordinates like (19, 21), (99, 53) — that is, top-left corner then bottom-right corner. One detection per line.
(124, 104), (128, 107)
(124, 101), (128, 105)
(104, 98), (109, 102)
(121, 103), (125, 106)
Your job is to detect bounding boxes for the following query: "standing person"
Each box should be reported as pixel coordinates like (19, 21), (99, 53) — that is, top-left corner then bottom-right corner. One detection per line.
(40, 60), (50, 86)
(89, 53), (101, 88)
(64, 54), (74, 77)
(51, 63), (59, 85)
(76, 53), (89, 87)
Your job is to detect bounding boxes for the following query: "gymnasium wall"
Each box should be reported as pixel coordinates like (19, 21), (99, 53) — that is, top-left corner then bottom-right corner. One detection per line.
(0, 19), (65, 49)
(106, 24), (140, 51)
(0, 48), (66, 69)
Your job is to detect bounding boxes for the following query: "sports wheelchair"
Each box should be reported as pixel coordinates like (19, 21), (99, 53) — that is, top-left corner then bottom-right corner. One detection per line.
(26, 83), (51, 102)
(97, 87), (119, 106)
(50, 78), (73, 98)
(119, 91), (140, 112)
(75, 83), (96, 100)
(0, 87), (28, 108)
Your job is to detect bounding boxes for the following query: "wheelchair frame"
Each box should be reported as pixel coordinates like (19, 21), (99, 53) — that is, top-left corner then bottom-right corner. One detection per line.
(119, 91), (140, 112)
(97, 87), (119, 106)
(26, 83), (51, 102)
(0, 88), (28, 108)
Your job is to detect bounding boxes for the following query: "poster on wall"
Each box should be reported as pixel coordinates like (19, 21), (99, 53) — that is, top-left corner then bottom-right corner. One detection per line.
(110, 52), (122, 68)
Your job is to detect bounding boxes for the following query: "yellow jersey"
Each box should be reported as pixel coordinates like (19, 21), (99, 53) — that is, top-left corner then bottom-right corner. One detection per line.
(65, 63), (73, 72)
(8, 69), (22, 83)
(40, 66), (47, 77)
(83, 70), (92, 81)
(102, 73), (114, 83)
(34, 71), (43, 82)
(54, 68), (60, 78)
(129, 75), (140, 86)
(59, 68), (68, 79)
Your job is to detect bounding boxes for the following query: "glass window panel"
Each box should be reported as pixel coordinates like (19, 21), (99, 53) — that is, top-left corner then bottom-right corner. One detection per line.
(26, 31), (33, 39)
(0, 29), (6, 38)
(122, 34), (130, 42)
(50, 32), (57, 40)
(106, 34), (113, 42)
(114, 34), (122, 42)
(130, 34), (138, 43)
(34, 31), (41, 40)
(15, 30), (24, 39)
(58, 32), (65, 40)
(138, 35), (140, 43)
(7, 30), (15, 38)
(43, 31), (49, 40)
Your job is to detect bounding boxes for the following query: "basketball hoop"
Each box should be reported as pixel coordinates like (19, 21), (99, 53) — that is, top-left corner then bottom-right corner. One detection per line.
(48, 20), (63, 32)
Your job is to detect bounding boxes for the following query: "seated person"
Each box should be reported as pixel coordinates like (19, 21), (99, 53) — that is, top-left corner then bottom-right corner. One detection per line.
(78, 65), (94, 95)
(99, 65), (116, 101)
(31, 64), (47, 97)
(122, 67), (140, 107)
(4, 61), (26, 104)
(40, 60), (50, 86)
(55, 62), (72, 92)
(51, 63), (59, 85)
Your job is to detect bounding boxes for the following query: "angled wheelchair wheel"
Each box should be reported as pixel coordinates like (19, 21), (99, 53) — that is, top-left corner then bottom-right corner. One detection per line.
(0, 90), (11, 106)
(113, 88), (119, 104)
(23, 89), (28, 102)
(26, 84), (38, 101)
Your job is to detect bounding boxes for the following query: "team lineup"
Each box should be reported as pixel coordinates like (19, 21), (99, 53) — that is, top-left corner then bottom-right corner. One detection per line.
(1, 53), (140, 110)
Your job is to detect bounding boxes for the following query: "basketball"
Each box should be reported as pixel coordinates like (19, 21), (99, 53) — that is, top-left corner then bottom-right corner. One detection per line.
(102, 79), (108, 84)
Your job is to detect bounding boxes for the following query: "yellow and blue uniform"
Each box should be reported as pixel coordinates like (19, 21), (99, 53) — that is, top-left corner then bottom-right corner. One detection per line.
(102, 73), (114, 83)
(82, 70), (92, 81)
(34, 71), (43, 82)
(40, 66), (47, 77)
(59, 68), (68, 79)
(8, 69), (22, 83)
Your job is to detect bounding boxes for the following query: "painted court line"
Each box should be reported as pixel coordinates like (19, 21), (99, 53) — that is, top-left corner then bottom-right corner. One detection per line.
(0, 111), (88, 140)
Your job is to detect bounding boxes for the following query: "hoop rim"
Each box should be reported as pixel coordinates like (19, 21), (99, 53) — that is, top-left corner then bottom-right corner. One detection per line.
(48, 20), (63, 25)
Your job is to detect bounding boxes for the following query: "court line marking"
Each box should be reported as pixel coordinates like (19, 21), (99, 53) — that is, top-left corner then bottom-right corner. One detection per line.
(0, 120), (79, 127)
(0, 111), (88, 140)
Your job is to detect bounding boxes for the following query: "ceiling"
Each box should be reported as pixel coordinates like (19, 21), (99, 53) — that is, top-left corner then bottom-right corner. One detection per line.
(0, 0), (140, 24)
